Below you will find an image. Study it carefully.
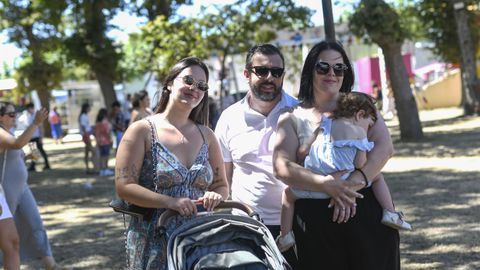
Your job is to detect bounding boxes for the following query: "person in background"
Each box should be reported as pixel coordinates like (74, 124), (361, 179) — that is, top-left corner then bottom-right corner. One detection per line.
(129, 90), (152, 126)
(371, 81), (383, 111)
(0, 103), (20, 270)
(221, 89), (235, 110)
(273, 40), (400, 269)
(110, 101), (126, 149)
(48, 107), (63, 144)
(214, 43), (298, 267)
(78, 103), (97, 174)
(0, 186), (19, 270)
(94, 108), (113, 177)
(19, 103), (50, 171)
(123, 93), (132, 127)
(0, 101), (67, 270)
(276, 92), (411, 252)
(115, 57), (228, 269)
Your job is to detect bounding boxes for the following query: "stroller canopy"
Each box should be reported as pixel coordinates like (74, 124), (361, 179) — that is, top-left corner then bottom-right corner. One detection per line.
(164, 212), (291, 270)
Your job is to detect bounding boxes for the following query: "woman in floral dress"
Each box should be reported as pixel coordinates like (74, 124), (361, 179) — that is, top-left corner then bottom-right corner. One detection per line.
(115, 57), (229, 270)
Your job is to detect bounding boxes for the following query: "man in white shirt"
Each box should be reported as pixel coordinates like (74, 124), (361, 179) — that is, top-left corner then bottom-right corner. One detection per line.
(215, 44), (298, 264)
(19, 103), (50, 171)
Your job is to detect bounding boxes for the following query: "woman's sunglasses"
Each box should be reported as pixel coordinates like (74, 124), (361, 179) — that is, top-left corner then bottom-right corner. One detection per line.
(250, 66), (284, 78)
(315, 62), (348, 77)
(178, 75), (209, 92)
(1, 112), (16, 118)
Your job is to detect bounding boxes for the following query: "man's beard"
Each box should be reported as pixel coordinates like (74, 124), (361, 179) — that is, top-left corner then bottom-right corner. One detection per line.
(250, 81), (282, 102)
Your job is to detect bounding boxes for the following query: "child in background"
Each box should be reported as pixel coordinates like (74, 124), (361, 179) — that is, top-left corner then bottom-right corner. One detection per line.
(276, 92), (411, 252)
(94, 108), (113, 176)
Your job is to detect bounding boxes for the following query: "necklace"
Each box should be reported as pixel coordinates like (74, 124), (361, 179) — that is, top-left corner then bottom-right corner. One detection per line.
(180, 135), (186, 144)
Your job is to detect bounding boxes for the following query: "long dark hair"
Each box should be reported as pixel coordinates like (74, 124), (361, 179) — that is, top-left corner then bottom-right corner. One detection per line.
(79, 103), (90, 121)
(298, 40), (354, 106)
(154, 57), (210, 125)
(245, 43), (285, 70)
(96, 108), (108, 123)
(132, 90), (149, 109)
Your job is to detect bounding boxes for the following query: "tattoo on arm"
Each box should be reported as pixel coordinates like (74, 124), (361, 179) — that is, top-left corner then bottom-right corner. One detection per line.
(115, 164), (140, 184)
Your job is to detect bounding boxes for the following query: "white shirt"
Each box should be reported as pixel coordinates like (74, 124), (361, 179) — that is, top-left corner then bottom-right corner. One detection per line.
(215, 91), (298, 225)
(79, 113), (92, 135)
(18, 111), (40, 138)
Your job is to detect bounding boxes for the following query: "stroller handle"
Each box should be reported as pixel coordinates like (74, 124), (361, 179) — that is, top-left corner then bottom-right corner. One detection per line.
(156, 200), (258, 229)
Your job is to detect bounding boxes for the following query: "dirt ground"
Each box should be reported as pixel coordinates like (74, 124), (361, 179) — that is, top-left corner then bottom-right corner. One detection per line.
(12, 108), (480, 269)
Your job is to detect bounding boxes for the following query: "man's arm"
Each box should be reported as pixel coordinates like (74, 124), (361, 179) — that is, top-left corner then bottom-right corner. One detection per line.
(224, 162), (233, 198)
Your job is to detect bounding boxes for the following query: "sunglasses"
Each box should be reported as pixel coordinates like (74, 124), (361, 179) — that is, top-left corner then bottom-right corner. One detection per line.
(1, 112), (16, 118)
(250, 66), (284, 78)
(314, 62), (348, 76)
(178, 75), (209, 92)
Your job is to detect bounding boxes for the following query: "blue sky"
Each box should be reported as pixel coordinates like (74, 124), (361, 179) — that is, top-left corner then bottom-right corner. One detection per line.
(0, 1), (350, 70)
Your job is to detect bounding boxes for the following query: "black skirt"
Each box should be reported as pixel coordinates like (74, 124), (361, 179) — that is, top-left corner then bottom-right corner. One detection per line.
(293, 187), (400, 270)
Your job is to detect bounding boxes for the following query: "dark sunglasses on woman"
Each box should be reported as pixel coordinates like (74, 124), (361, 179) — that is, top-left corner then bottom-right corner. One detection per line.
(179, 75), (209, 92)
(315, 62), (348, 77)
(250, 66), (284, 78)
(1, 112), (16, 118)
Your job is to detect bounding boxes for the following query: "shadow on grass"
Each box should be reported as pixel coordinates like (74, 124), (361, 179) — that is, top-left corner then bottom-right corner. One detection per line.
(389, 115), (480, 158)
(386, 169), (480, 270)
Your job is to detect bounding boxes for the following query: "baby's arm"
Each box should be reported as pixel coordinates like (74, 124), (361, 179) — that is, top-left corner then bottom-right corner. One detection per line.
(280, 187), (297, 236)
(354, 149), (367, 168)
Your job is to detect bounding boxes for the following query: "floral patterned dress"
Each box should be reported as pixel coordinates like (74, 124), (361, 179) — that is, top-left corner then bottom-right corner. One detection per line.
(126, 118), (213, 270)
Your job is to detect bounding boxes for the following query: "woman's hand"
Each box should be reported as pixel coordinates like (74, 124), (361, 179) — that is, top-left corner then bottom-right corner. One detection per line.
(168, 197), (197, 217)
(33, 108), (48, 126)
(323, 172), (363, 208)
(329, 198), (357, 223)
(199, 191), (224, 211)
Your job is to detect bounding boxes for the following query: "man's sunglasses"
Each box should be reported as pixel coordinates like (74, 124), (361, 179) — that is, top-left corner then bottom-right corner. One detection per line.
(178, 75), (209, 92)
(314, 62), (348, 77)
(1, 112), (16, 118)
(250, 66), (284, 78)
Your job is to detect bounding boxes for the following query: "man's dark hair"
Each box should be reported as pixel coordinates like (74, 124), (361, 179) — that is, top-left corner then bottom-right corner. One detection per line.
(26, 103), (34, 109)
(245, 44), (285, 70)
(111, 101), (121, 108)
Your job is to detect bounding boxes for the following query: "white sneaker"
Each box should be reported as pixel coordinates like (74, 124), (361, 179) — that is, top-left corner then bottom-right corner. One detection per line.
(381, 209), (412, 230)
(275, 231), (296, 252)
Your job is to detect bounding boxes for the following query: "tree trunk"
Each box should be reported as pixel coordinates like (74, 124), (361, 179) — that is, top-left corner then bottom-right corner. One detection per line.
(94, 70), (117, 108)
(382, 43), (424, 140)
(452, 0), (480, 115)
(36, 87), (52, 138)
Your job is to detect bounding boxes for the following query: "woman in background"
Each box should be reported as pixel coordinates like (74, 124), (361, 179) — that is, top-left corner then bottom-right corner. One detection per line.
(95, 108), (113, 176)
(0, 101), (67, 270)
(129, 90), (152, 126)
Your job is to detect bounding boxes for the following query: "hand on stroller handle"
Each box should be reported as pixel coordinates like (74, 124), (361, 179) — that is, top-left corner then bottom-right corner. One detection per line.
(157, 200), (259, 229)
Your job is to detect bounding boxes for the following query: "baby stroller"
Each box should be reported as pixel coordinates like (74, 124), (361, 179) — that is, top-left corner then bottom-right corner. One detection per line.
(157, 200), (291, 270)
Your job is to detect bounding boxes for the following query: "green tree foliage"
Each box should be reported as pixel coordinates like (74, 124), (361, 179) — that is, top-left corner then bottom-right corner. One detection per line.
(198, 0), (312, 102)
(127, 0), (193, 21)
(349, 0), (424, 140)
(63, 0), (124, 108)
(120, 16), (208, 84)
(0, 0), (66, 107)
(416, 0), (479, 64)
(122, 0), (312, 101)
